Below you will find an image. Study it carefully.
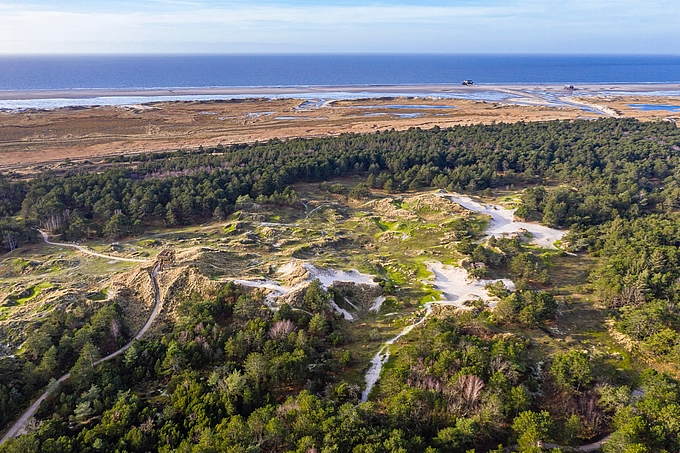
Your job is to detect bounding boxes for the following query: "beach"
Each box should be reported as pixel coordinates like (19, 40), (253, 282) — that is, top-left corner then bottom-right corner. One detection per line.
(1, 83), (680, 101)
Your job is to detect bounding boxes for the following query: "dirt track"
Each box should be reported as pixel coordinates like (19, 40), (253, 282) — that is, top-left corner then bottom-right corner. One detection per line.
(0, 233), (161, 445)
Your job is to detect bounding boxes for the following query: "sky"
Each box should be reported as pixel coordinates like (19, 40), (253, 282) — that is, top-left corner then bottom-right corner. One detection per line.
(0, 0), (679, 54)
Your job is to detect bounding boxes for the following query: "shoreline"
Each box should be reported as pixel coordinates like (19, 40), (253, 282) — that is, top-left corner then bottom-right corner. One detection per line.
(1, 83), (680, 101)
(0, 84), (677, 170)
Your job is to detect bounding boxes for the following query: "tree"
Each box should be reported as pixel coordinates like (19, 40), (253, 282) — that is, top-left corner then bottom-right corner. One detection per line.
(162, 341), (187, 374)
(70, 342), (102, 389)
(36, 345), (59, 382)
(0, 435), (40, 453)
(103, 213), (131, 239)
(80, 341), (101, 368)
(74, 400), (94, 425)
(496, 291), (556, 327)
(511, 410), (555, 453)
(366, 173), (377, 188)
(304, 279), (330, 312)
(434, 418), (477, 453)
(245, 352), (270, 388)
(2, 231), (17, 252)
(510, 253), (550, 284)
(213, 206), (226, 221)
(349, 183), (372, 200)
(307, 314), (328, 338)
(551, 351), (592, 392)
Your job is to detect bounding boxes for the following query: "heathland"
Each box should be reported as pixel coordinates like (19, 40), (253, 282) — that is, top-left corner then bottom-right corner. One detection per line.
(2, 86), (680, 169)
(1, 118), (680, 452)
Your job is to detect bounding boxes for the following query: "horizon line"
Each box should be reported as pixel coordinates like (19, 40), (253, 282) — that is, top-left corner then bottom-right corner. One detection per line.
(2, 52), (680, 57)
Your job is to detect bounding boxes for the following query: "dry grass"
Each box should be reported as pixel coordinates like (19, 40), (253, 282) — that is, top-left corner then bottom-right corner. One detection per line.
(0, 97), (603, 169)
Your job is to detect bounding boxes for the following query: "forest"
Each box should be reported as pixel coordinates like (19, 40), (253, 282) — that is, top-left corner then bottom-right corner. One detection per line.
(1, 118), (680, 452)
(1, 118), (679, 243)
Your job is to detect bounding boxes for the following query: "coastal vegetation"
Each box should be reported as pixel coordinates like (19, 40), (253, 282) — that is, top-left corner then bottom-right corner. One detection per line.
(1, 118), (680, 452)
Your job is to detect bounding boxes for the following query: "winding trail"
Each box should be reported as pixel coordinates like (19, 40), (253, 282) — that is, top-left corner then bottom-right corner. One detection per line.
(504, 433), (614, 452)
(361, 304), (433, 402)
(359, 193), (615, 449)
(362, 193), (566, 401)
(0, 233), (161, 445)
(306, 203), (334, 219)
(38, 230), (149, 263)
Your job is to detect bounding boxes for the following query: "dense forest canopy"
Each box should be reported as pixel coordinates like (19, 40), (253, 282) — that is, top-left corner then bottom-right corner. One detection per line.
(2, 118), (680, 452)
(1, 118), (679, 244)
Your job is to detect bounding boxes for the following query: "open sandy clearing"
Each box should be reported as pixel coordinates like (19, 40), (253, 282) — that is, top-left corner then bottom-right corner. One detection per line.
(441, 193), (568, 249)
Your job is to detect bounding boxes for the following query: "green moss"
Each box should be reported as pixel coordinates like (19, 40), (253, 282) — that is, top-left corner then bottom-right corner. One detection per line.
(10, 282), (53, 305)
(371, 217), (390, 232)
(222, 223), (237, 234)
(86, 287), (109, 301)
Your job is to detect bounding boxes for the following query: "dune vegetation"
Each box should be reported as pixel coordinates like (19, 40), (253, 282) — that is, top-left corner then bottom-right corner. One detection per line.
(1, 118), (680, 452)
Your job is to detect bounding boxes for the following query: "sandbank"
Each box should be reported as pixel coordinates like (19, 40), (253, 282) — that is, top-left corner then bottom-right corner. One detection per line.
(1, 83), (679, 102)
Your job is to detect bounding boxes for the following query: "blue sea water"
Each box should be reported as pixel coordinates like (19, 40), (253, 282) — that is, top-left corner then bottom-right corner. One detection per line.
(1, 55), (680, 91)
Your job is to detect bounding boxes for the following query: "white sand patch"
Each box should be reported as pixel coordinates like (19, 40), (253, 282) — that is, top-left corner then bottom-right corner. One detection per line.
(362, 192), (563, 402)
(370, 296), (386, 312)
(232, 279), (288, 294)
(330, 300), (355, 321)
(426, 261), (515, 310)
(235, 260), (380, 318)
(439, 193), (567, 249)
(232, 279), (298, 308)
(361, 304), (433, 402)
(362, 260), (516, 401)
(276, 260), (300, 277)
(343, 297), (360, 311)
(303, 263), (378, 287)
(232, 278), (316, 317)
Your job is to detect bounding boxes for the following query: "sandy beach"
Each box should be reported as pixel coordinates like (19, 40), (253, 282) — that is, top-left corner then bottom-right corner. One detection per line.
(1, 83), (680, 101)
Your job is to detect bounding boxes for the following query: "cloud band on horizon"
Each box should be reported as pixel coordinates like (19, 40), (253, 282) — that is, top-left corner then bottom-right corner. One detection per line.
(0, 0), (678, 54)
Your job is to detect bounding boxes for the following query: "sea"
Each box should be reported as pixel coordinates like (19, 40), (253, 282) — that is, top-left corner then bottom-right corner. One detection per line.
(0, 54), (679, 109)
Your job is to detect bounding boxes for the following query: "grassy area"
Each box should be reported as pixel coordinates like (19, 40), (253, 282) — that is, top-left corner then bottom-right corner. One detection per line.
(10, 282), (53, 305)
(0, 183), (647, 393)
(86, 287), (109, 301)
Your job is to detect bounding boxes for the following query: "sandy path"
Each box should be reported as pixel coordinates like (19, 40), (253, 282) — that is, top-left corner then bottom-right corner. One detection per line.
(39, 231), (149, 263)
(362, 194), (567, 401)
(361, 304), (434, 402)
(0, 235), (161, 445)
(504, 434), (611, 452)
(561, 97), (619, 117)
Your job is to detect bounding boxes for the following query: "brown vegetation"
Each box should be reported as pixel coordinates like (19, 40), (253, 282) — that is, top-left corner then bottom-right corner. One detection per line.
(0, 97), (602, 169)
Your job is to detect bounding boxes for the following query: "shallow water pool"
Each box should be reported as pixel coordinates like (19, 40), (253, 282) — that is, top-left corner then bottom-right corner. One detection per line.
(628, 104), (680, 112)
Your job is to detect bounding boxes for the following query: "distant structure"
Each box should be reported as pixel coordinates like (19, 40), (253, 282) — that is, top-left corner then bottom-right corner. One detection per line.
(564, 84), (575, 90)
(462, 80), (474, 86)
(156, 249), (175, 271)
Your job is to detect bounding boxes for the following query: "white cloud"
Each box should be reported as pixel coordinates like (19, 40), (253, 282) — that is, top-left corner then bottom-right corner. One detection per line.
(0, 1), (678, 53)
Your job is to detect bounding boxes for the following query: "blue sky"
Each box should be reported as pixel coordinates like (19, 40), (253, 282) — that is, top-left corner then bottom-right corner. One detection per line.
(0, 0), (679, 54)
